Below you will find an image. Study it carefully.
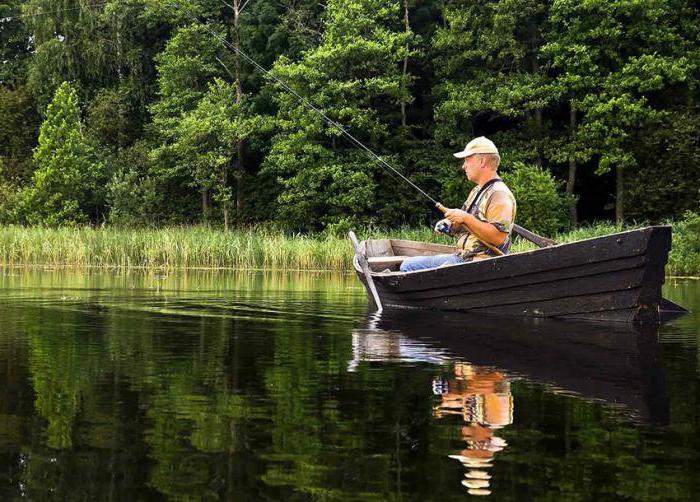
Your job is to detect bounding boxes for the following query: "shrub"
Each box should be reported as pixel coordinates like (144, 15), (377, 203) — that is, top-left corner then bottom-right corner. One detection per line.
(501, 162), (574, 237)
(106, 143), (160, 227)
(668, 211), (700, 276)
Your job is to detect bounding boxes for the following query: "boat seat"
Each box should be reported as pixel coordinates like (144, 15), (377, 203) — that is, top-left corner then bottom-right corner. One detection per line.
(367, 255), (410, 272)
(365, 239), (394, 257)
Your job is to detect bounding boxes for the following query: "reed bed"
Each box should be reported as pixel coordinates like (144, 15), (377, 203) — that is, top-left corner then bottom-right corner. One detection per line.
(0, 226), (352, 271)
(0, 219), (697, 275)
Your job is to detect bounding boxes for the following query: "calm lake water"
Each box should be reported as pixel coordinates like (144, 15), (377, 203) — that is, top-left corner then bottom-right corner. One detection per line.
(0, 269), (698, 500)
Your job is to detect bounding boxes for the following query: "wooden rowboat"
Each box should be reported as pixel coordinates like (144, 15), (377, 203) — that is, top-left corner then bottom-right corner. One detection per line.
(351, 226), (687, 323)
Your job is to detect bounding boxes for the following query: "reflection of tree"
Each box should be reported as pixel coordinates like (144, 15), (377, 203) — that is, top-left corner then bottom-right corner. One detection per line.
(27, 308), (104, 449)
(261, 322), (345, 496)
(1, 270), (697, 500)
(260, 321), (445, 499)
(498, 383), (699, 501)
(18, 304), (155, 500)
(112, 315), (263, 499)
(432, 362), (513, 496)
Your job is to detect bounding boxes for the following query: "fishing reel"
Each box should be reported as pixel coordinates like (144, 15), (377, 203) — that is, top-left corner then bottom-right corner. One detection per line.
(435, 219), (452, 235)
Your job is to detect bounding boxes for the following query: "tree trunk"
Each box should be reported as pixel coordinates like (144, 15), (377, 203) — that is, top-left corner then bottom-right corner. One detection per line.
(233, 1), (243, 103)
(566, 104), (578, 227)
(530, 35), (543, 166)
(223, 166), (229, 230)
(232, 0), (243, 226)
(202, 189), (210, 225)
(115, 10), (123, 82)
(236, 142), (243, 216)
(401, 0), (410, 129)
(616, 165), (624, 222)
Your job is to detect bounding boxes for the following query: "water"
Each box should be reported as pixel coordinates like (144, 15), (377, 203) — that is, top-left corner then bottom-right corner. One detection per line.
(0, 269), (698, 500)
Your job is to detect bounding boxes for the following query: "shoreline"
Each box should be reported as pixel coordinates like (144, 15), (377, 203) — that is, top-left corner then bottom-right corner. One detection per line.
(1, 264), (698, 280)
(1, 219), (698, 276)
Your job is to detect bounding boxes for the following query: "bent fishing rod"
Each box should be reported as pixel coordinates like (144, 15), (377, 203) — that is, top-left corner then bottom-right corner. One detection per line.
(165, 0), (434, 203)
(176, 0), (554, 249)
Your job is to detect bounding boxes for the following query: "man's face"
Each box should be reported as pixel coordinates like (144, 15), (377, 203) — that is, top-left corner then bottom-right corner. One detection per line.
(462, 155), (480, 182)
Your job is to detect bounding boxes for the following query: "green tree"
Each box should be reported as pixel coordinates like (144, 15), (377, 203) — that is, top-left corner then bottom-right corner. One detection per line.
(149, 23), (229, 223)
(265, 0), (417, 231)
(626, 112), (700, 222)
(0, 0), (32, 85)
(0, 85), (40, 184)
(23, 0), (110, 110)
(543, 0), (696, 222)
(20, 82), (105, 226)
(104, 141), (163, 226)
(431, 0), (572, 225)
(171, 79), (264, 228)
(432, 0), (556, 159)
(501, 162), (573, 236)
(146, 0), (325, 227)
(0, 85), (40, 223)
(23, 0), (162, 109)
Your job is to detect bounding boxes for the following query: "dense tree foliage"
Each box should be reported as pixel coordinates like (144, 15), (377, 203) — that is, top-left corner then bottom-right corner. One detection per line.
(265, 0), (418, 232)
(0, 0), (697, 232)
(14, 82), (105, 225)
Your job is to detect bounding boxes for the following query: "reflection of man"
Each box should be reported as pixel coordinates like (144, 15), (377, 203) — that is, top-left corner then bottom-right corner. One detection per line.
(433, 363), (513, 496)
(401, 137), (517, 272)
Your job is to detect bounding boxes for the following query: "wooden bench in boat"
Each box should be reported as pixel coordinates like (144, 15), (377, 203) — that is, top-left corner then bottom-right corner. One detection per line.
(363, 238), (457, 272)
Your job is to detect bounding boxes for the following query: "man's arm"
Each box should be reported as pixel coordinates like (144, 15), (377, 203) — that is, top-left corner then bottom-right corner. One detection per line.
(443, 192), (513, 247)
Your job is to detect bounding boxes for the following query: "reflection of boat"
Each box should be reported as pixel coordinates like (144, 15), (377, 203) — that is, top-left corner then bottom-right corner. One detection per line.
(352, 226), (688, 323)
(349, 309), (669, 425)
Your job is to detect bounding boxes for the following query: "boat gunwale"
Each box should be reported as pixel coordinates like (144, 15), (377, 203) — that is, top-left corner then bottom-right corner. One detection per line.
(354, 226), (665, 278)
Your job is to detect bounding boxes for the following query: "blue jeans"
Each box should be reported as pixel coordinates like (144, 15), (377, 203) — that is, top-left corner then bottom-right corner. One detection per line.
(400, 253), (464, 272)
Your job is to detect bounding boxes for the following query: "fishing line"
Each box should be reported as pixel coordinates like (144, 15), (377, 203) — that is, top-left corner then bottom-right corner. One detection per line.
(1, 2), (110, 21)
(184, 0), (441, 206)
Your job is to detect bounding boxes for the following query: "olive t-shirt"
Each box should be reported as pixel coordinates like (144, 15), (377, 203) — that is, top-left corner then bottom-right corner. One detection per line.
(455, 180), (517, 260)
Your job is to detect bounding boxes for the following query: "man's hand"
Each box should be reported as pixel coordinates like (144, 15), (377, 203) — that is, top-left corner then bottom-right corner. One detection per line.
(442, 207), (508, 247)
(443, 208), (471, 226)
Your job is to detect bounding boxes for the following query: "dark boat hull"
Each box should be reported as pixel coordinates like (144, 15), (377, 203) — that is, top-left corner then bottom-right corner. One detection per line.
(353, 226), (686, 323)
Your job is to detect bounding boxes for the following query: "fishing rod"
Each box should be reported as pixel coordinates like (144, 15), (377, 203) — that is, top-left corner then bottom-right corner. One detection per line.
(195, 7), (513, 255)
(173, 0), (555, 250)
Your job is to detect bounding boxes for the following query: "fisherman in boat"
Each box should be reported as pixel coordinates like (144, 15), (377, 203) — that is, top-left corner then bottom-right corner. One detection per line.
(400, 137), (517, 272)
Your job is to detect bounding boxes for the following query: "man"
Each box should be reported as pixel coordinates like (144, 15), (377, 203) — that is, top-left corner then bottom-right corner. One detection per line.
(400, 137), (516, 272)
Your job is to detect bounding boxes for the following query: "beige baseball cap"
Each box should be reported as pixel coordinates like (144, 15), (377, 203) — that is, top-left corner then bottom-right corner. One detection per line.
(453, 136), (499, 158)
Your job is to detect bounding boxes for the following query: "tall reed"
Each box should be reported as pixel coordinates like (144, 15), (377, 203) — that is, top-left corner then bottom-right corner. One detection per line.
(0, 226), (353, 271)
(0, 219), (696, 275)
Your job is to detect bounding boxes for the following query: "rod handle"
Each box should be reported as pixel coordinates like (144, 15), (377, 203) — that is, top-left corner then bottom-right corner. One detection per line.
(435, 202), (448, 214)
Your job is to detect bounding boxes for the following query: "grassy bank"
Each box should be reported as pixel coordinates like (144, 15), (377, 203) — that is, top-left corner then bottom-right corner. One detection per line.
(0, 215), (698, 275)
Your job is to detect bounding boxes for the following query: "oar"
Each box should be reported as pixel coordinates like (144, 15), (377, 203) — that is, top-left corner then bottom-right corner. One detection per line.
(512, 224), (557, 248)
(348, 231), (383, 312)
